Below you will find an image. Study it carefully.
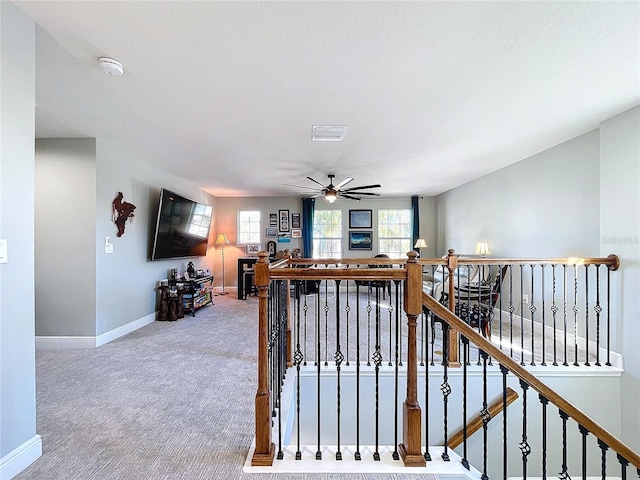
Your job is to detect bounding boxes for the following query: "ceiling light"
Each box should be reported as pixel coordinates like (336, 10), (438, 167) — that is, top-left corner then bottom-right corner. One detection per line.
(325, 190), (337, 203)
(312, 125), (346, 141)
(98, 57), (124, 76)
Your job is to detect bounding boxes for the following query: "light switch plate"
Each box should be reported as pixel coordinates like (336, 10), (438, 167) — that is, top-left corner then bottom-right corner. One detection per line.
(105, 243), (113, 254)
(0, 239), (7, 263)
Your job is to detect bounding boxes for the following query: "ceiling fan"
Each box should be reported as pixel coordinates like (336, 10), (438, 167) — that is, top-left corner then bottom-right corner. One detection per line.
(286, 174), (381, 203)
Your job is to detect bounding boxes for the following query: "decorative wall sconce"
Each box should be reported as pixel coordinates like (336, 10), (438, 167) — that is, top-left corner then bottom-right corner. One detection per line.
(112, 192), (136, 237)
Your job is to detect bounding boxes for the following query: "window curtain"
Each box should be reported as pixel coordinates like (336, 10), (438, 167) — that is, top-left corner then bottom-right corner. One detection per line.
(411, 195), (420, 253)
(301, 197), (315, 258)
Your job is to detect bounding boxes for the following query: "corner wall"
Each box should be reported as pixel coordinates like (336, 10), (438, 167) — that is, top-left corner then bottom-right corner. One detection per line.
(0, 1), (41, 476)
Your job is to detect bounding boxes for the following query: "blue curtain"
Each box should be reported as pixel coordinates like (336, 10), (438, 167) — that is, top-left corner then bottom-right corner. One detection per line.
(411, 195), (420, 253)
(301, 197), (315, 258)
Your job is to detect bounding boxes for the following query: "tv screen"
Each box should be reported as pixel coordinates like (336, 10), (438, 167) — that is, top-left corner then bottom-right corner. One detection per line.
(151, 189), (213, 261)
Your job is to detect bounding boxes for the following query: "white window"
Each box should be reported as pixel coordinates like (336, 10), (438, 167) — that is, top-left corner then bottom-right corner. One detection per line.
(313, 210), (342, 259)
(238, 210), (261, 244)
(378, 209), (412, 258)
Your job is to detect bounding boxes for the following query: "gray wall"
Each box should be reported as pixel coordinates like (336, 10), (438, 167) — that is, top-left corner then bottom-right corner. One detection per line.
(434, 110), (639, 450)
(33, 138), (217, 340)
(35, 139), (97, 336)
(599, 106), (640, 451)
(435, 129), (600, 258)
(0, 0), (40, 470)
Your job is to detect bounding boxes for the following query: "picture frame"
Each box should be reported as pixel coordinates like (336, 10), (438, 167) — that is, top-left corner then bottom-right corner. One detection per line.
(267, 240), (277, 257)
(349, 230), (373, 250)
(279, 209), (290, 232)
(291, 229), (302, 238)
(269, 213), (277, 227)
(266, 227), (278, 237)
(291, 213), (301, 229)
(246, 244), (261, 256)
(349, 209), (372, 229)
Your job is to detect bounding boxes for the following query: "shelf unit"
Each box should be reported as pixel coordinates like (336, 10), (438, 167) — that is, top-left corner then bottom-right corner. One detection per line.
(171, 275), (214, 316)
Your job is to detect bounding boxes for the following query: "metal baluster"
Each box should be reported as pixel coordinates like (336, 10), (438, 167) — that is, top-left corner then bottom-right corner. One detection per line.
(598, 439), (609, 480)
(373, 286), (382, 461)
(616, 453), (628, 480)
(315, 286), (322, 460)
(530, 265), (536, 366)
(294, 282), (303, 460)
(424, 312), (431, 462)
(573, 265), (579, 367)
(388, 289), (393, 366)
(585, 266), (590, 366)
(334, 281), (343, 460)
(324, 280), (329, 367)
(461, 334), (470, 470)
(563, 265), (569, 367)
(501, 365), (509, 480)
(595, 266), (602, 366)
(303, 283), (309, 366)
(355, 283), (361, 461)
(499, 264), (505, 351)
(519, 379), (531, 479)
(559, 410), (570, 479)
(579, 425), (589, 480)
(345, 280), (350, 366)
(393, 281), (400, 460)
(481, 350), (490, 480)
(398, 279), (403, 367)
(520, 264), (525, 365)
(441, 322), (451, 462)
(541, 265), (547, 366)
(552, 264), (559, 366)
(509, 266), (515, 359)
(367, 287), (372, 366)
(607, 267), (612, 366)
(539, 394), (548, 480)
(276, 281), (285, 460)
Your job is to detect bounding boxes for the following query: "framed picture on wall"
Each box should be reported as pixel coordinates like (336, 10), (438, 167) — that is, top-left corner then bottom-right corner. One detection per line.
(246, 244), (261, 256)
(291, 229), (302, 238)
(279, 209), (290, 232)
(291, 213), (301, 229)
(269, 213), (278, 227)
(266, 227), (278, 237)
(349, 231), (372, 250)
(349, 209), (372, 229)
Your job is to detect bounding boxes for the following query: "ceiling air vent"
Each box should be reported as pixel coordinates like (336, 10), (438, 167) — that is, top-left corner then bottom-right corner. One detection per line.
(312, 125), (347, 141)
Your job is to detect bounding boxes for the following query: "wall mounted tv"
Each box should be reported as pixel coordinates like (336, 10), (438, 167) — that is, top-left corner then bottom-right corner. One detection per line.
(151, 188), (213, 261)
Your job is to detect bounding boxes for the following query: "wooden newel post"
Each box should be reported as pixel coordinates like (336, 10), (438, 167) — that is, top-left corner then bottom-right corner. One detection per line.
(251, 251), (275, 466)
(399, 251), (426, 467)
(446, 249), (460, 366)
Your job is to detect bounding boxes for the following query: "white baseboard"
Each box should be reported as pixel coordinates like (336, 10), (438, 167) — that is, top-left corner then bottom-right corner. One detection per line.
(0, 434), (42, 480)
(36, 313), (155, 349)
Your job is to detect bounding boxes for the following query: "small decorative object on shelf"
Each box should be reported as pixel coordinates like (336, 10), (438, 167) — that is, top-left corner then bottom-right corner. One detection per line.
(166, 274), (214, 317)
(187, 261), (195, 278)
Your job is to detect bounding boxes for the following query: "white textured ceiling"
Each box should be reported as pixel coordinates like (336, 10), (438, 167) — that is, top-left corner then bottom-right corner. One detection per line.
(15, 1), (640, 197)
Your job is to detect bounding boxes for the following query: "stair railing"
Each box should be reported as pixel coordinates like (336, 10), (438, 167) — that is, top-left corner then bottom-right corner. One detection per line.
(424, 292), (640, 477)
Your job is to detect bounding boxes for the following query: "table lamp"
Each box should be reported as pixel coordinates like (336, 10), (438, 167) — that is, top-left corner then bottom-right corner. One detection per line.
(414, 238), (428, 258)
(475, 241), (491, 257)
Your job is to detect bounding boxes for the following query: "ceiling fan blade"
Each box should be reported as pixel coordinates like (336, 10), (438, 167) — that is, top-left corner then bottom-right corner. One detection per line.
(334, 177), (354, 190)
(283, 183), (322, 191)
(339, 193), (362, 201)
(345, 191), (380, 196)
(306, 176), (326, 188)
(342, 184), (381, 191)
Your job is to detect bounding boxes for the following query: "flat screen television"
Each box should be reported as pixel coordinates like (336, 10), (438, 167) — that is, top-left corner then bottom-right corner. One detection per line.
(151, 188), (213, 261)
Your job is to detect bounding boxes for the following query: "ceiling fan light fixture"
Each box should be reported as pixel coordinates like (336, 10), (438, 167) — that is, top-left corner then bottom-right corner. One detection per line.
(325, 190), (337, 203)
(312, 125), (346, 141)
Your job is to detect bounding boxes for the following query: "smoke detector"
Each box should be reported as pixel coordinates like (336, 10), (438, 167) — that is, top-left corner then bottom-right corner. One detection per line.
(98, 57), (124, 76)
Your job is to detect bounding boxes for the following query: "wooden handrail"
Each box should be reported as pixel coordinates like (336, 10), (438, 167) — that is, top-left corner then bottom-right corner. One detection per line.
(419, 254), (620, 270)
(423, 291), (640, 469)
(447, 387), (519, 450)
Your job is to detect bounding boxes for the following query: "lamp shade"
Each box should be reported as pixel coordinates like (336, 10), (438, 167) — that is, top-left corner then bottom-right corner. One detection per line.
(414, 238), (428, 249)
(215, 233), (231, 246)
(325, 190), (337, 203)
(475, 241), (491, 256)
